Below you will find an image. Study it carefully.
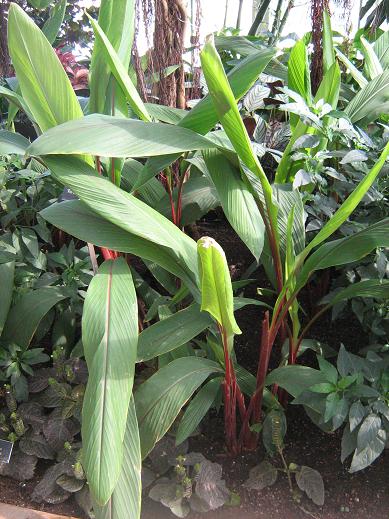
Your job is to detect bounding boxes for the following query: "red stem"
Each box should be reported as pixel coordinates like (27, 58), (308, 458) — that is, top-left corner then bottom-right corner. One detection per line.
(166, 177), (177, 225)
(239, 311), (272, 449)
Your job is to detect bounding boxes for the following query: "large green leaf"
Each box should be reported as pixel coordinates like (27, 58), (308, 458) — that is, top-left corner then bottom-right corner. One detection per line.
(0, 262), (15, 336)
(134, 48), (276, 190)
(42, 0), (67, 45)
(374, 31), (389, 69)
(176, 377), (222, 445)
(360, 36), (383, 79)
(197, 237), (241, 342)
(7, 4), (83, 131)
(0, 86), (35, 122)
(82, 258), (138, 505)
(41, 156), (199, 292)
(145, 103), (187, 124)
(321, 279), (389, 307)
(27, 114), (215, 157)
(345, 70), (389, 125)
(94, 398), (141, 519)
(135, 357), (221, 458)
(89, 0), (135, 114)
(87, 8), (150, 121)
(121, 159), (165, 206)
(183, 47), (275, 135)
(28, 0), (51, 8)
(265, 366), (326, 397)
(0, 130), (30, 155)
(335, 48), (368, 88)
(287, 39), (312, 128)
(199, 150), (265, 260)
(295, 219), (389, 293)
(40, 200), (199, 296)
(200, 36), (277, 228)
(137, 304), (212, 362)
(2, 287), (68, 349)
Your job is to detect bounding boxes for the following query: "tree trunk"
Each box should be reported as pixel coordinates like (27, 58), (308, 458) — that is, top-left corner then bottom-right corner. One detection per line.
(223, 0), (229, 27)
(249, 0), (272, 35)
(236, 0), (244, 29)
(153, 0), (187, 108)
(0, 0), (11, 78)
(310, 0), (329, 94)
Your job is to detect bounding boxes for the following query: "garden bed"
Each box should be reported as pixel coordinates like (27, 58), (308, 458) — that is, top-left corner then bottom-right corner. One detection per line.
(1, 406), (388, 519)
(1, 220), (387, 519)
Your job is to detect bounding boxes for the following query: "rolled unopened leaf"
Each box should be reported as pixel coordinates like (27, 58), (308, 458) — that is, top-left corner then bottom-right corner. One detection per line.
(197, 237), (241, 345)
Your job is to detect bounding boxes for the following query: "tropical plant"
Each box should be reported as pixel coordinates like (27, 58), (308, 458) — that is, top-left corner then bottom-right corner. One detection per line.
(2, 3), (389, 519)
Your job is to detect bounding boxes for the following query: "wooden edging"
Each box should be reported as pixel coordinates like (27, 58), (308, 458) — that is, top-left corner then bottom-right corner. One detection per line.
(0, 504), (79, 519)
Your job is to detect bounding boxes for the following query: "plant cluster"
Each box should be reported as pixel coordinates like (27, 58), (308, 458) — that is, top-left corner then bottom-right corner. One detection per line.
(0, 2), (388, 519)
(0, 348), (89, 512)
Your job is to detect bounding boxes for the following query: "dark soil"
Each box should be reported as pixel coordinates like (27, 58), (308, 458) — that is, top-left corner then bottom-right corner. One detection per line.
(0, 464), (82, 517)
(1, 218), (388, 518)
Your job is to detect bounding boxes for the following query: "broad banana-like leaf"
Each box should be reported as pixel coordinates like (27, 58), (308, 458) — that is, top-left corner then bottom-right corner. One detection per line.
(40, 156), (199, 291)
(360, 36), (383, 79)
(2, 287), (68, 349)
(135, 357), (221, 458)
(321, 279), (389, 307)
(145, 103), (187, 124)
(374, 31), (389, 69)
(265, 365), (326, 397)
(295, 218), (389, 294)
(200, 36), (277, 226)
(287, 39), (312, 129)
(82, 258), (138, 505)
(0, 262), (15, 335)
(7, 4), (83, 131)
(89, 0), (135, 114)
(137, 304), (212, 362)
(42, 0), (67, 45)
(28, 0), (51, 8)
(345, 70), (389, 125)
(121, 159), (165, 206)
(184, 47), (275, 135)
(87, 10), (150, 121)
(176, 377), (222, 445)
(335, 48), (368, 88)
(40, 200), (199, 296)
(134, 48), (276, 190)
(27, 114), (215, 157)
(197, 237), (241, 344)
(275, 62), (340, 183)
(0, 130), (30, 155)
(199, 150), (265, 261)
(0, 86), (35, 122)
(94, 398), (141, 519)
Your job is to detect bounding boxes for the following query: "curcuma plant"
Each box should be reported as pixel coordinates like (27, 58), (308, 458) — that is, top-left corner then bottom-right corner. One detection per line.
(2, 2), (389, 518)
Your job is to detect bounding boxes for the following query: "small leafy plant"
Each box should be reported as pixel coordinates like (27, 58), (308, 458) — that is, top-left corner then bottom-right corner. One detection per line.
(147, 437), (234, 518)
(244, 411), (325, 509)
(0, 348), (89, 513)
(294, 345), (389, 472)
